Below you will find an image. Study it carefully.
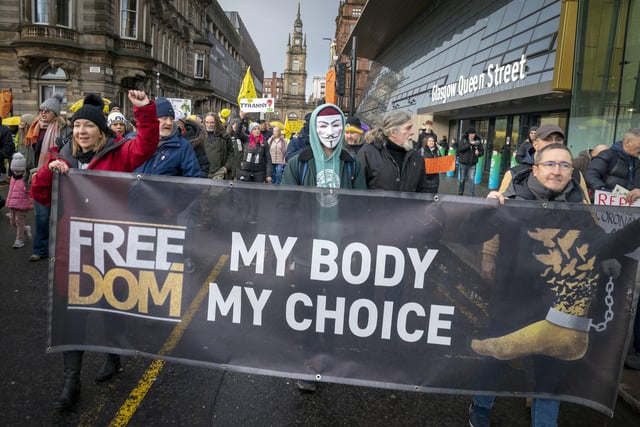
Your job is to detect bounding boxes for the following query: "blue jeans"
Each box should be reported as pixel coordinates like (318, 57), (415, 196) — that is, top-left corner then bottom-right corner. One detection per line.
(458, 163), (477, 196)
(473, 395), (560, 427)
(33, 201), (50, 257)
(272, 164), (285, 185)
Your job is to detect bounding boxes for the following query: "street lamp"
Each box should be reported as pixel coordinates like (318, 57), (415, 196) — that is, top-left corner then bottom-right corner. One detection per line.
(322, 37), (338, 67)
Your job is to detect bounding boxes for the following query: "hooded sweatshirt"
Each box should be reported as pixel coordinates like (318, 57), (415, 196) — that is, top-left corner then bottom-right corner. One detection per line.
(308, 103), (345, 188)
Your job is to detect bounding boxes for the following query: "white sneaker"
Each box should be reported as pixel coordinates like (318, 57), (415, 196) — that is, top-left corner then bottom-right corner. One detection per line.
(25, 225), (32, 241)
(12, 240), (24, 248)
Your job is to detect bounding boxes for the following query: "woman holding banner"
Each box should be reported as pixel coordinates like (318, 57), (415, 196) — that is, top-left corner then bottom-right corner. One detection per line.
(30, 90), (159, 411)
(421, 135), (441, 193)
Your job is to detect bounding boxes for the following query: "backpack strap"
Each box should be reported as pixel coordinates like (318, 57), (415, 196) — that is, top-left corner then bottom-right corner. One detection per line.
(298, 159), (309, 184)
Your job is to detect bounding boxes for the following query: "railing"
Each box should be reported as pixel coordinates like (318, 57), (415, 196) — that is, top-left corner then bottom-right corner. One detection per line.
(116, 39), (152, 56)
(20, 25), (78, 42)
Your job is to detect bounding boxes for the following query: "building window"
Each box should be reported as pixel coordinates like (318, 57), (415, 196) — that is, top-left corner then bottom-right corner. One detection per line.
(34, 0), (72, 27)
(193, 53), (204, 79)
(120, 0), (138, 39)
(291, 82), (298, 95)
(40, 66), (67, 106)
(292, 60), (299, 71)
(352, 8), (362, 17)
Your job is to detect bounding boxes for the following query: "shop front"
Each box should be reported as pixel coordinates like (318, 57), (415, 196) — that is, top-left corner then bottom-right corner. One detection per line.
(351, 0), (639, 167)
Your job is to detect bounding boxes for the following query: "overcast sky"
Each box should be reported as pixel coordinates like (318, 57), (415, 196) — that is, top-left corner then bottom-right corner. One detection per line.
(217, 0), (341, 95)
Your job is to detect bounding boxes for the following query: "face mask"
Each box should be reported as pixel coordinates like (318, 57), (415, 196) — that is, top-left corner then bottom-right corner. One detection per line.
(316, 114), (343, 149)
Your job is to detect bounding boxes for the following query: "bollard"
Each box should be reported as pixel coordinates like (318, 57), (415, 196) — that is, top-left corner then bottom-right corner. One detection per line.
(447, 147), (457, 177)
(474, 152), (485, 184)
(488, 150), (502, 189)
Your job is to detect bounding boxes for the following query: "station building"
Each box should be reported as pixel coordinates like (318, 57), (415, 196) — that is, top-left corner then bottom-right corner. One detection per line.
(349, 0), (639, 166)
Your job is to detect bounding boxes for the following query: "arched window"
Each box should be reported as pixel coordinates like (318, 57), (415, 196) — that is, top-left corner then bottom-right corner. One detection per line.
(40, 66), (67, 105)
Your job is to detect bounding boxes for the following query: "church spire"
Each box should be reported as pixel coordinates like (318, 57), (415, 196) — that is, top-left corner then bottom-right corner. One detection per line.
(293, 2), (302, 34)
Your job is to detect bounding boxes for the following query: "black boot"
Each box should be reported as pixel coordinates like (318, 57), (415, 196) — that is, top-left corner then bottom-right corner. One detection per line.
(53, 350), (83, 410)
(95, 353), (121, 383)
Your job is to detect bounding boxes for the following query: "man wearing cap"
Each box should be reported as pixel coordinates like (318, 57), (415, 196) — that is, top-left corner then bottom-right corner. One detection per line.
(134, 97), (200, 178)
(497, 124), (588, 194)
(343, 116), (364, 155)
(457, 126), (484, 196)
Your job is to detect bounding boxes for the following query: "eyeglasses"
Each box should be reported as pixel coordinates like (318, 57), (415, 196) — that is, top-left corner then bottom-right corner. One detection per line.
(536, 161), (572, 170)
(39, 109), (51, 114)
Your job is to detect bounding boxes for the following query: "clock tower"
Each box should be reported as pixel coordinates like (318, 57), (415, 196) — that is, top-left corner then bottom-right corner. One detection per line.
(281, 2), (308, 121)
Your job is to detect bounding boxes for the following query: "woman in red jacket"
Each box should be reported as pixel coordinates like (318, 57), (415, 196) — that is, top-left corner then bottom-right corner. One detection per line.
(30, 90), (159, 411)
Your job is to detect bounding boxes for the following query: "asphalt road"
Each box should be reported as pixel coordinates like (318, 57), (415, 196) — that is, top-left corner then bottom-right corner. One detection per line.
(1, 180), (640, 426)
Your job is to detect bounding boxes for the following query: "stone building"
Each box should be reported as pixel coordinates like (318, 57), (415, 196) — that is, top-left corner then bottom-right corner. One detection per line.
(0, 0), (262, 118)
(334, 0), (370, 116)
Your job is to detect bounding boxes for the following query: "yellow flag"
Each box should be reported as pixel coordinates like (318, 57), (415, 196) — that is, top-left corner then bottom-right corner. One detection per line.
(237, 66), (257, 106)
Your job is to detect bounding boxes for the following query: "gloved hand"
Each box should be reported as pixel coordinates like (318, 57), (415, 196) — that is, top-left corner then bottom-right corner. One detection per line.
(599, 258), (621, 278)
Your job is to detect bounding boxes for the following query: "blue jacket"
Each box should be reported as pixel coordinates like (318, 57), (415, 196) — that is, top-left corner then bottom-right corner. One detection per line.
(134, 127), (201, 177)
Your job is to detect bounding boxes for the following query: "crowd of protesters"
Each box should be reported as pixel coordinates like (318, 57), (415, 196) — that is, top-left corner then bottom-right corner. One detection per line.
(1, 94), (639, 426)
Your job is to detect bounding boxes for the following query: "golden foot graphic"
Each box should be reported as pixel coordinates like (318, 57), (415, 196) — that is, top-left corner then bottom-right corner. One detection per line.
(471, 319), (588, 361)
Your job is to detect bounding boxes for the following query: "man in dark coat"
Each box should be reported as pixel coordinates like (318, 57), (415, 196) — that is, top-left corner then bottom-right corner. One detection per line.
(457, 126), (484, 196)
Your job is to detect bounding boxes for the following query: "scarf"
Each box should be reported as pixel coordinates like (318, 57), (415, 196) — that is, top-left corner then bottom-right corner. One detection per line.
(27, 119), (61, 168)
(526, 174), (574, 202)
(75, 150), (96, 165)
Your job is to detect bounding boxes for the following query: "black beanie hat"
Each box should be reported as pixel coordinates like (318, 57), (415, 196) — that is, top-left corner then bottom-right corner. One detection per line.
(72, 94), (108, 134)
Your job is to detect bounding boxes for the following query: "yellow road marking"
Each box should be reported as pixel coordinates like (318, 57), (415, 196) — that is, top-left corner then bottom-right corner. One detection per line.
(108, 255), (229, 427)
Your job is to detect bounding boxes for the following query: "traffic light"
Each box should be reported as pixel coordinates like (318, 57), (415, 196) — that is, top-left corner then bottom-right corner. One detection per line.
(336, 63), (347, 96)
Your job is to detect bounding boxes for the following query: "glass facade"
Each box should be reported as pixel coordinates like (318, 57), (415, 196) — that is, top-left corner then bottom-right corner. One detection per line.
(569, 0), (640, 152)
(356, 0), (639, 162)
(357, 1), (563, 122)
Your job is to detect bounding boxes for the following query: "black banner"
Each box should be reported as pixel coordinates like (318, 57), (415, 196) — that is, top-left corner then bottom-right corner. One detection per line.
(48, 170), (640, 414)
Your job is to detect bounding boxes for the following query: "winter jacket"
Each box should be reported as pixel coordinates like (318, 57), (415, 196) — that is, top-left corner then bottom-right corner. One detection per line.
(228, 129), (248, 180)
(204, 129), (234, 179)
(285, 125), (310, 161)
(572, 149), (594, 174)
(421, 146), (440, 194)
(30, 102), (159, 206)
(515, 139), (533, 164)
(356, 136), (428, 192)
(134, 126), (201, 177)
(183, 119), (210, 178)
(503, 167), (587, 203)
(282, 147), (366, 189)
(6, 175), (33, 211)
(268, 135), (287, 165)
(458, 133), (484, 165)
(585, 140), (639, 191)
(237, 134), (272, 182)
(0, 124), (13, 160)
